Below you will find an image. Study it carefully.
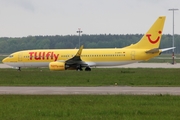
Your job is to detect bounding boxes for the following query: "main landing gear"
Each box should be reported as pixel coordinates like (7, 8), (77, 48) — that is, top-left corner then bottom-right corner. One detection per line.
(76, 65), (83, 71)
(76, 67), (83, 71)
(85, 67), (91, 71)
(76, 65), (91, 71)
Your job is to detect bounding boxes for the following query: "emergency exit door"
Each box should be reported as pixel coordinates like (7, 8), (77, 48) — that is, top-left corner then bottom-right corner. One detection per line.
(18, 52), (23, 61)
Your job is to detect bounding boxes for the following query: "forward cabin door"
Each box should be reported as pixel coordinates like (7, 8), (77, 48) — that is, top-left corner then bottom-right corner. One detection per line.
(18, 52), (24, 67)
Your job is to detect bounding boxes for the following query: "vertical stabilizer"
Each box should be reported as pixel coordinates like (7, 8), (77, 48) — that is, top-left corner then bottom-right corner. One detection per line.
(125, 16), (166, 49)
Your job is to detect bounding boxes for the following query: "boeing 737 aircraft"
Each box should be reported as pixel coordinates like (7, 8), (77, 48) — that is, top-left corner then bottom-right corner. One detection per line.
(2, 16), (174, 71)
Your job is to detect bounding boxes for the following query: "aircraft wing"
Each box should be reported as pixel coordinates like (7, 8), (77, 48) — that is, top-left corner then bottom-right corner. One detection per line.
(65, 45), (88, 67)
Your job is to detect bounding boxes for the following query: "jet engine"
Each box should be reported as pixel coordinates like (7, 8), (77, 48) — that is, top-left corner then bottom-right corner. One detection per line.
(49, 62), (65, 71)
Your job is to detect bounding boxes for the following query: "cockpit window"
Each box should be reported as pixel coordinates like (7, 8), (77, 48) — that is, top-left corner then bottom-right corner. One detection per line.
(8, 55), (13, 58)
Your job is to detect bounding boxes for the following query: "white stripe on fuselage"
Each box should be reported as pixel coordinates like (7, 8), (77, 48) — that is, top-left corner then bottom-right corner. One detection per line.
(4, 61), (140, 68)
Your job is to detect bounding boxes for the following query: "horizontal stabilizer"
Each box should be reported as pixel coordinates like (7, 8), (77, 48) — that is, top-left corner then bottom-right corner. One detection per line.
(160, 47), (175, 52)
(146, 48), (159, 53)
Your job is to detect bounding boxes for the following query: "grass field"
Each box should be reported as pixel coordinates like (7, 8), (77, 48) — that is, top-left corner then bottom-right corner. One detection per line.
(0, 95), (180, 120)
(1, 66), (180, 119)
(1, 68), (180, 86)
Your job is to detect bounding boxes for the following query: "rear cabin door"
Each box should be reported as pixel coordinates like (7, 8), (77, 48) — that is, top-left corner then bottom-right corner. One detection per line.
(131, 51), (135, 60)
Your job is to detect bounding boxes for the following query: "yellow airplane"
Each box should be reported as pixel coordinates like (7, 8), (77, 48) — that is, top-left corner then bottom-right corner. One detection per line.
(2, 16), (174, 71)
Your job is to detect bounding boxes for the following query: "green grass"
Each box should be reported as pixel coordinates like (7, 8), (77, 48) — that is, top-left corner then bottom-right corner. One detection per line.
(0, 95), (180, 120)
(1, 54), (180, 120)
(1, 68), (180, 86)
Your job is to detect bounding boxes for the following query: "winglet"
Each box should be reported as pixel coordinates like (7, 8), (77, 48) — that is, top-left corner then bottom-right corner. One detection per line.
(75, 45), (83, 57)
(65, 45), (84, 63)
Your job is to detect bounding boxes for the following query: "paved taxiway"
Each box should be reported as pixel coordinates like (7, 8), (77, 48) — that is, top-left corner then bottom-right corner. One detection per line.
(0, 87), (180, 95)
(0, 64), (12, 68)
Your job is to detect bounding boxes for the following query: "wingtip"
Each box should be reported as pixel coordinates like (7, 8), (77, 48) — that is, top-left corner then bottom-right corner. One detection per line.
(80, 45), (84, 49)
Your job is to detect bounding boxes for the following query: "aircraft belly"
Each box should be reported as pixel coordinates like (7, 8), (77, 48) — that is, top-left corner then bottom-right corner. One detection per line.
(5, 62), (49, 68)
(24, 62), (49, 67)
(6, 61), (140, 68)
(5, 62), (24, 67)
(93, 61), (139, 66)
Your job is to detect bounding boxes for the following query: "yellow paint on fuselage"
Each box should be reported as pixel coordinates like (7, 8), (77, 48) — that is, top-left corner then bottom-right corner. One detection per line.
(3, 48), (159, 63)
(2, 16), (165, 69)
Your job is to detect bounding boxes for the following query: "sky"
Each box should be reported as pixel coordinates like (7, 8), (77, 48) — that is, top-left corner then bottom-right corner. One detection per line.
(0, 0), (180, 37)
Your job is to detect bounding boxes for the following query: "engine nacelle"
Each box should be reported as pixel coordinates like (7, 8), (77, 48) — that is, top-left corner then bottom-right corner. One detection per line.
(49, 62), (65, 71)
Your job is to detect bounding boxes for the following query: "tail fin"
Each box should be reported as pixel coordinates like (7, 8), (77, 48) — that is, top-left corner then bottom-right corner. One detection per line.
(125, 16), (166, 49)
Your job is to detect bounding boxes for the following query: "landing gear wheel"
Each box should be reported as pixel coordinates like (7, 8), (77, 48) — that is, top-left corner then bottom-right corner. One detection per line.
(85, 67), (91, 71)
(77, 68), (83, 71)
(76, 65), (83, 71)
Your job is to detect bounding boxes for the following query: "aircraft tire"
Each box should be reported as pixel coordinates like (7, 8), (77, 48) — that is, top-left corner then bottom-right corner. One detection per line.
(85, 67), (91, 71)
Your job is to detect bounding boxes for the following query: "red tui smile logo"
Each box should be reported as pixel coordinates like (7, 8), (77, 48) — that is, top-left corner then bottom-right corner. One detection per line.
(146, 31), (162, 44)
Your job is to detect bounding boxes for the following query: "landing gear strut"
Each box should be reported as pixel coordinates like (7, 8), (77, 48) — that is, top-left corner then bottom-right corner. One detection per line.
(76, 65), (83, 71)
(18, 67), (21, 71)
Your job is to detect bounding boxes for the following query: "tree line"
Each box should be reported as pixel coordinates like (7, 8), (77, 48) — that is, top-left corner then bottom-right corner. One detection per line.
(0, 34), (179, 53)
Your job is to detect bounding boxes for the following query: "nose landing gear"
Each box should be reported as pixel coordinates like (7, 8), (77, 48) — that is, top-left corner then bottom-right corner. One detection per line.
(18, 67), (21, 71)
